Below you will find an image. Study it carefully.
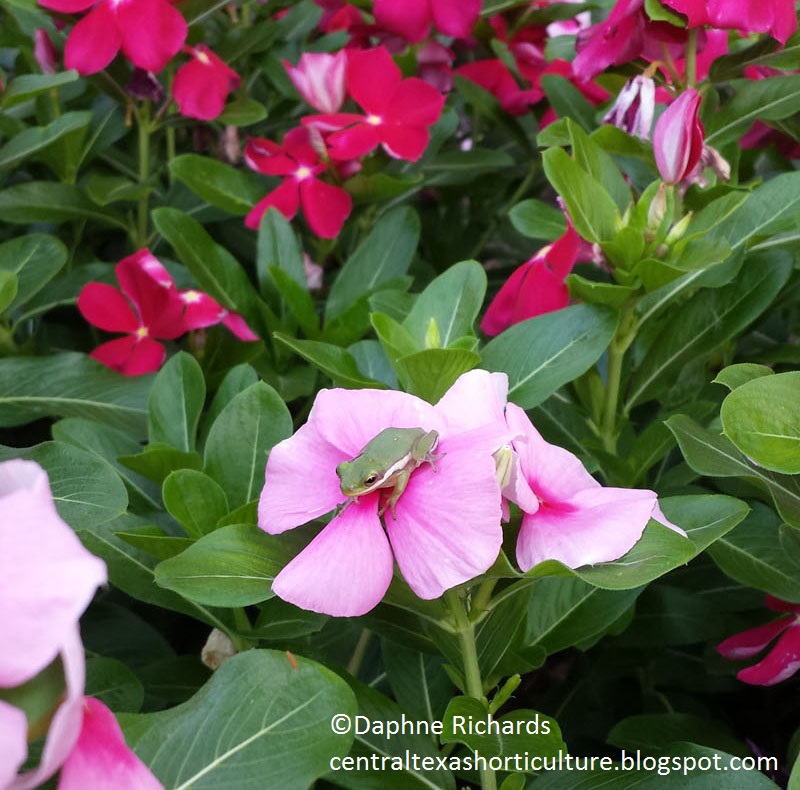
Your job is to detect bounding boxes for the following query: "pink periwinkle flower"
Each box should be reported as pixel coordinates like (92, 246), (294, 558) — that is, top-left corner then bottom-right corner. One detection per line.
(173, 45), (241, 121)
(304, 46), (445, 162)
(455, 58), (544, 116)
(416, 40), (455, 93)
(717, 597), (800, 686)
(258, 370), (511, 617)
(662, 0), (797, 44)
(603, 75), (656, 140)
(284, 51), (347, 114)
(481, 223), (581, 337)
(653, 88), (704, 185)
(503, 406), (685, 571)
(39, 0), (187, 75)
(244, 126), (353, 238)
(373, 0), (481, 43)
(33, 28), (59, 74)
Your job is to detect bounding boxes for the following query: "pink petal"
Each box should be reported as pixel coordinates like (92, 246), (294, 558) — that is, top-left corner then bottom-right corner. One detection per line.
(653, 88), (704, 184)
(0, 461), (106, 687)
(244, 137), (297, 176)
(373, 0), (431, 42)
(326, 122), (381, 161)
(77, 283), (140, 333)
(506, 404), (599, 503)
(717, 616), (794, 659)
(660, 0), (710, 26)
(63, 2), (121, 75)
(309, 387), (440, 459)
(245, 179), (301, 230)
(435, 369), (508, 436)
(380, 124), (431, 162)
(284, 51), (347, 114)
(116, 0), (187, 73)
(737, 624), (800, 686)
(386, 77), (445, 128)
(58, 697), (164, 790)
(38, 0), (96, 12)
(708, 0), (797, 44)
(173, 46), (240, 121)
(430, 0), (480, 38)
(90, 335), (165, 375)
(120, 249), (174, 288)
(282, 126), (323, 167)
(386, 440), (503, 599)
(0, 702), (28, 788)
(271, 501), (394, 616)
(180, 290), (223, 330)
(258, 420), (349, 534)
(299, 177), (352, 239)
(480, 262), (533, 337)
(766, 596), (800, 614)
(516, 485), (659, 571)
(14, 627), (87, 790)
(346, 47), (400, 115)
(301, 112), (364, 134)
(221, 311), (259, 341)
(115, 257), (185, 339)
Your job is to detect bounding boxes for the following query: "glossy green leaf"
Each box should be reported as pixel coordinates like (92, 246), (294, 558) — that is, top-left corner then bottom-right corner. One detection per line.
(0, 112), (91, 170)
(216, 97), (268, 126)
(147, 352), (205, 453)
(203, 382), (293, 508)
(720, 372), (800, 474)
(509, 199), (567, 241)
(85, 656), (144, 713)
(169, 154), (264, 215)
(0, 182), (127, 228)
(0, 353), (151, 434)
(0, 71), (79, 106)
(122, 650), (356, 790)
(0, 234), (67, 314)
(119, 445), (203, 485)
(162, 470), (229, 538)
(396, 348), (481, 403)
(0, 271), (17, 313)
(482, 304), (618, 409)
(713, 363), (774, 391)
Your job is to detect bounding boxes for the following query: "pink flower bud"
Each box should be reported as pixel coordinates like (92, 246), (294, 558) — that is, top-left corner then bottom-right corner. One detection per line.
(653, 88), (704, 185)
(33, 29), (58, 75)
(603, 75), (655, 141)
(283, 51), (346, 114)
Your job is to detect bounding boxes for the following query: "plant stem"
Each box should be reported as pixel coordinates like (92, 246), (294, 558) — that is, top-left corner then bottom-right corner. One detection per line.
(347, 628), (372, 677)
(600, 339), (624, 454)
(685, 28), (698, 88)
(445, 589), (497, 790)
(136, 102), (151, 246)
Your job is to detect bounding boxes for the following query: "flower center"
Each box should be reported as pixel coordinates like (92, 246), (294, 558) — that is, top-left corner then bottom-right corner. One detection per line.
(295, 165), (312, 181)
(134, 326), (149, 340)
(182, 290), (202, 304)
(366, 114), (382, 126)
(195, 49), (212, 66)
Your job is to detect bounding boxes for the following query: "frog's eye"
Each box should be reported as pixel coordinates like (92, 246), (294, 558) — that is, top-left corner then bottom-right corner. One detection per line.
(363, 473), (379, 486)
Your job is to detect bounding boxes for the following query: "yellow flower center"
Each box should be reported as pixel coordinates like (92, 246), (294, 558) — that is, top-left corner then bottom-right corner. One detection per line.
(135, 326), (149, 340)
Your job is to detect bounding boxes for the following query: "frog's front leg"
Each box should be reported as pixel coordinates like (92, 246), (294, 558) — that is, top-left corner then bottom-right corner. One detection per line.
(378, 468), (412, 520)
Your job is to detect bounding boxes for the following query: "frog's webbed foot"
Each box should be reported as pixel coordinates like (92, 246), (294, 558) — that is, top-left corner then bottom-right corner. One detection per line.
(334, 496), (358, 518)
(425, 450), (446, 473)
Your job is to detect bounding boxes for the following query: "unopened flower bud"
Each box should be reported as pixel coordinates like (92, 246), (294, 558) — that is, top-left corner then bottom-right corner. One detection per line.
(603, 75), (655, 141)
(126, 68), (165, 103)
(653, 89), (705, 184)
(33, 29), (58, 75)
(283, 51), (347, 113)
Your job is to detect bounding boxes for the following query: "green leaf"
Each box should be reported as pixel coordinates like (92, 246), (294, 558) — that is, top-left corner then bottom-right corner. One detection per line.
(566, 274), (636, 308)
(0, 353), (151, 434)
(0, 234), (67, 314)
(155, 524), (292, 606)
(85, 656), (144, 713)
(0, 71), (79, 107)
(0, 271), (17, 313)
(441, 696), (564, 762)
(115, 529), (193, 562)
(424, 148), (514, 186)
(713, 363), (774, 391)
(382, 642), (451, 723)
(396, 348), (481, 403)
(119, 445), (203, 485)
(275, 334), (386, 389)
(541, 74), (596, 132)
(0, 182), (127, 228)
(256, 207), (306, 298)
(270, 266), (320, 337)
(706, 75), (800, 146)
(122, 650), (356, 789)
(203, 382), (293, 509)
(15, 441), (128, 529)
(148, 352), (206, 453)
(216, 97), (268, 125)
(542, 147), (619, 243)
(626, 251), (792, 408)
(325, 206), (419, 320)
(482, 304), (618, 409)
(0, 112), (91, 171)
(403, 261), (486, 348)
(708, 503), (800, 602)
(84, 174), (149, 206)
(162, 470), (229, 539)
(720, 372), (800, 474)
(169, 154), (264, 215)
(666, 415), (800, 528)
(509, 199), (567, 241)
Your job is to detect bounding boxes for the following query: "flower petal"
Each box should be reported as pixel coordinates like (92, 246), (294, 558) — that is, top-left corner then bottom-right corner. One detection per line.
(221, 311), (259, 341)
(310, 387), (439, 459)
(717, 616), (794, 659)
(90, 335), (166, 375)
(0, 461), (106, 687)
(173, 46), (240, 121)
(434, 368), (508, 436)
(245, 179), (301, 230)
(115, 256), (185, 339)
(299, 177), (352, 239)
(373, 0), (430, 42)
(258, 420), (348, 534)
(63, 2), (121, 75)
(385, 77), (444, 128)
(346, 47), (401, 114)
(387, 442), (502, 599)
(116, 0), (187, 73)
(271, 501), (394, 616)
(380, 124), (431, 162)
(0, 702), (28, 788)
(737, 623), (800, 686)
(430, 0), (481, 38)
(58, 697), (164, 789)
(180, 291), (223, 330)
(516, 485), (659, 571)
(326, 122), (382, 161)
(77, 283), (140, 333)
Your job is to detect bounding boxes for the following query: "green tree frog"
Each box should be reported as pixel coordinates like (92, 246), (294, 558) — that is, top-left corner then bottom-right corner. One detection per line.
(336, 427), (440, 518)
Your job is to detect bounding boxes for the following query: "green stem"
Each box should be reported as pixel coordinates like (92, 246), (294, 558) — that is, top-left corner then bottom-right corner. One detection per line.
(347, 628), (372, 677)
(469, 578), (498, 623)
(445, 590), (497, 790)
(600, 340), (624, 454)
(136, 102), (152, 247)
(685, 28), (698, 89)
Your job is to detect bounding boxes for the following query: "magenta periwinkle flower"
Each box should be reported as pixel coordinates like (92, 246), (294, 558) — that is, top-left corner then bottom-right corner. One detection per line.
(39, 0), (187, 75)
(653, 88), (705, 184)
(373, 0), (481, 42)
(283, 51), (347, 114)
(172, 45), (241, 121)
(258, 370), (510, 617)
(717, 596), (800, 686)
